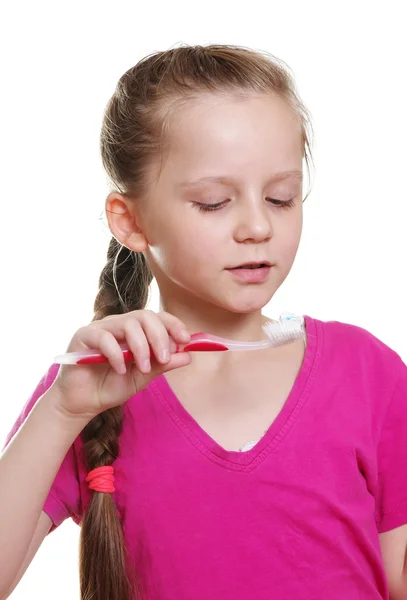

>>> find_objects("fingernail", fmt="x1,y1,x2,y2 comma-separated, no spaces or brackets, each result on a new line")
180,329,190,341
141,359,150,372
160,349,169,362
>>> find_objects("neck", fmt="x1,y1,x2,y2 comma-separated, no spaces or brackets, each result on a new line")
160,293,287,373
159,294,270,342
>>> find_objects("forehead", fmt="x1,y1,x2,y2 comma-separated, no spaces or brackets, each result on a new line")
162,93,303,182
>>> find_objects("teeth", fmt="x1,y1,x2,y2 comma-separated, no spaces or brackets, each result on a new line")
240,264,263,269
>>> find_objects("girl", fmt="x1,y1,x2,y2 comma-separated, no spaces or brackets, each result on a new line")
1,44,406,600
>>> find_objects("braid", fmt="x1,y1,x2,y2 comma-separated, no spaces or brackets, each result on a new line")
79,237,152,600
93,237,153,320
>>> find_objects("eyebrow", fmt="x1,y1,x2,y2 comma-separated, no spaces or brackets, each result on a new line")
179,170,303,188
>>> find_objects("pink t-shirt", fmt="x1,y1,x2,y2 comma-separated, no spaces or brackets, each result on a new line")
3,315,407,599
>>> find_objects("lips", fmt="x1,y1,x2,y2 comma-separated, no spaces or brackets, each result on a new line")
228,261,272,270
226,262,272,283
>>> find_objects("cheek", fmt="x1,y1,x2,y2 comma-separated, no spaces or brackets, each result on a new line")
153,227,219,275
176,229,220,270
279,214,303,255
173,214,222,254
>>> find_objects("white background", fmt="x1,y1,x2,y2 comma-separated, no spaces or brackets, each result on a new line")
0,0,406,597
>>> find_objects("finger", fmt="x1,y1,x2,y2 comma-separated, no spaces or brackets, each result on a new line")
75,328,128,375
137,311,173,365
122,319,152,374
155,311,191,345
97,310,190,347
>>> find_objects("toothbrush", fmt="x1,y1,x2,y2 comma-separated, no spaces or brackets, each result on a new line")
54,313,306,366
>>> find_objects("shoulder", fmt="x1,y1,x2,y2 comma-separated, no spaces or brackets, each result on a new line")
308,314,403,372
306,315,407,429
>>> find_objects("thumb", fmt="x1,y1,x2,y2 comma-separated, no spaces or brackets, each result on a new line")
159,351,192,374
139,351,192,386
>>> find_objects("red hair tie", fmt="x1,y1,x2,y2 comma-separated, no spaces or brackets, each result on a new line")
86,465,115,493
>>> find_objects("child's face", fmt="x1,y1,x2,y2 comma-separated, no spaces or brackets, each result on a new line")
140,92,304,314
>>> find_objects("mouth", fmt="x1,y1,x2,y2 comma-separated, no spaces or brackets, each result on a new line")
227,261,272,270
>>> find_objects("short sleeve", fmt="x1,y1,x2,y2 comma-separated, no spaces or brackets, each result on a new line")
375,357,407,533
1,363,86,534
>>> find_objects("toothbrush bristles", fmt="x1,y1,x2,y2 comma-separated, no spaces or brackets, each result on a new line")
262,320,306,347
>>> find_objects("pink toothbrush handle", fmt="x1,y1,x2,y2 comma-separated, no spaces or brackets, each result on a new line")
75,335,228,365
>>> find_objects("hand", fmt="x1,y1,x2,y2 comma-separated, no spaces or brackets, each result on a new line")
52,310,191,420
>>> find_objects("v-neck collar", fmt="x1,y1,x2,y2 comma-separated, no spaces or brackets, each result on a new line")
150,315,321,472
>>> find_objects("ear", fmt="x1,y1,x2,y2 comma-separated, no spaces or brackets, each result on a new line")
105,192,148,252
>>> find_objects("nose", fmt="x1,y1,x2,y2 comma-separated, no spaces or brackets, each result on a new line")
233,197,272,244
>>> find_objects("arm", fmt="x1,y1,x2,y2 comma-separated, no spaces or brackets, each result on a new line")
0,386,90,597
2,511,52,599
379,525,407,600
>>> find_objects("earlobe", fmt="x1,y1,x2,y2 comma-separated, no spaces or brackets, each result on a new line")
105,192,148,252
125,231,148,252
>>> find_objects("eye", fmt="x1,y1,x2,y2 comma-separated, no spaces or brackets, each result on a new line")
266,197,296,209
193,197,296,213
193,200,229,212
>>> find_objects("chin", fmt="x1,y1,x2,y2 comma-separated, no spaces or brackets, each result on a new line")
222,293,272,314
